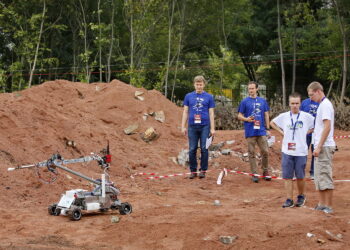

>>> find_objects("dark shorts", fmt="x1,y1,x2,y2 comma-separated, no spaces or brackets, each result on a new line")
282,153,307,179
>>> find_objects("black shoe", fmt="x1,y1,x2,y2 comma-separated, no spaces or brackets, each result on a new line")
295,194,306,207
199,171,206,179
252,176,259,183
189,172,197,179
263,171,272,181
282,199,294,208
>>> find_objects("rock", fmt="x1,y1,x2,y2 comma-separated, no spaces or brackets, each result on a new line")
213,200,221,206
142,113,148,121
336,234,343,239
195,201,205,205
135,90,144,97
226,140,235,145
124,124,139,135
209,151,221,158
209,142,225,151
141,127,158,142
111,216,120,223
219,236,238,244
325,230,343,242
221,149,232,155
154,111,165,123
243,152,249,157
177,149,189,166
317,238,326,244
169,157,178,164
306,233,315,238
135,91,145,101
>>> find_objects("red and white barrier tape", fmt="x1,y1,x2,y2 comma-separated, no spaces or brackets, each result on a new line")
216,168,350,185
132,170,212,180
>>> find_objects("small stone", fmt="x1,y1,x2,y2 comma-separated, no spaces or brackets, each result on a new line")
135,90,144,97
141,127,158,142
226,140,235,145
169,157,178,164
111,216,120,223
317,238,326,244
196,201,205,205
209,142,225,151
221,149,232,155
124,124,139,135
136,96,145,101
155,191,162,196
213,200,221,206
336,234,343,239
142,114,148,121
154,111,165,123
66,175,72,180
306,233,315,238
177,149,189,166
243,152,249,157
219,236,238,244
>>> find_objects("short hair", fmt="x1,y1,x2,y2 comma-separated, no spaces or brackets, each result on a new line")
289,92,301,100
247,81,258,88
307,81,324,92
193,75,206,84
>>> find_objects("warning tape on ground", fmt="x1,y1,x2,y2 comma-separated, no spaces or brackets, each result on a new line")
131,170,212,180
216,168,350,185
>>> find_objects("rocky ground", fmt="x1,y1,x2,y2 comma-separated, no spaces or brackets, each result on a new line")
0,80,349,249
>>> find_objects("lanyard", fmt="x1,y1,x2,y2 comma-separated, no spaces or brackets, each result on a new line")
290,112,300,140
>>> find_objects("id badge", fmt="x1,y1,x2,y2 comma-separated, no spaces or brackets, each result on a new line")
194,114,201,124
253,120,260,130
288,142,296,151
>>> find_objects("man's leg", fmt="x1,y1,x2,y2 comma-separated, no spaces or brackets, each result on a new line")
282,153,294,207
188,126,200,178
247,137,259,183
257,136,270,180
310,143,315,178
199,125,210,178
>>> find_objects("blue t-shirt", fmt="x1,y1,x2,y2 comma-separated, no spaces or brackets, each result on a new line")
300,98,319,138
184,91,215,126
238,96,270,138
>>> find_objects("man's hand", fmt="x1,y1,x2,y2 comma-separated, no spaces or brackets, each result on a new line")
181,127,187,136
266,130,271,139
313,147,321,157
246,116,254,122
210,128,216,136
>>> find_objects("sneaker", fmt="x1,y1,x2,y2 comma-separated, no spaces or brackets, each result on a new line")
252,176,259,183
282,199,294,208
323,206,334,214
199,171,206,179
314,204,326,211
189,172,197,179
310,174,314,180
295,194,306,207
263,171,272,181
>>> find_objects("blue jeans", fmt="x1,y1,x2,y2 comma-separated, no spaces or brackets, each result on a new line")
188,124,210,173
306,136,315,175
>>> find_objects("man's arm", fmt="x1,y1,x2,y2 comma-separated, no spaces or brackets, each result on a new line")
238,112,254,122
270,121,284,136
209,108,215,135
181,106,189,135
313,119,331,157
264,111,271,137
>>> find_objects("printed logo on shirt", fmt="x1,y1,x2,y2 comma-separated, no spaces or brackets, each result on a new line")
251,102,262,117
193,97,204,112
287,121,303,130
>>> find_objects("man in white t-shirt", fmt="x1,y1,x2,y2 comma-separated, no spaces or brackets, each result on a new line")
271,92,314,208
307,81,336,214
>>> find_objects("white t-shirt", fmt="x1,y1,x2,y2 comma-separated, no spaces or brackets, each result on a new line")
313,98,336,147
272,111,314,156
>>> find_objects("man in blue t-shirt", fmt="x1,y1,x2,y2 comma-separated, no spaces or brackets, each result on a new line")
181,75,215,179
238,81,271,183
300,97,319,179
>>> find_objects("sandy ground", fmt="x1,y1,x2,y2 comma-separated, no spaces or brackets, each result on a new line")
0,80,349,249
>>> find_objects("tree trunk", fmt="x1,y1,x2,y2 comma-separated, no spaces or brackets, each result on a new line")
107,0,115,83
79,0,90,83
333,0,347,105
171,1,186,102
164,0,175,98
220,0,228,92
28,0,46,88
277,0,286,107
98,0,102,82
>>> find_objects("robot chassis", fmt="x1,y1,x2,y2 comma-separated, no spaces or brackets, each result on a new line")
8,144,132,221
